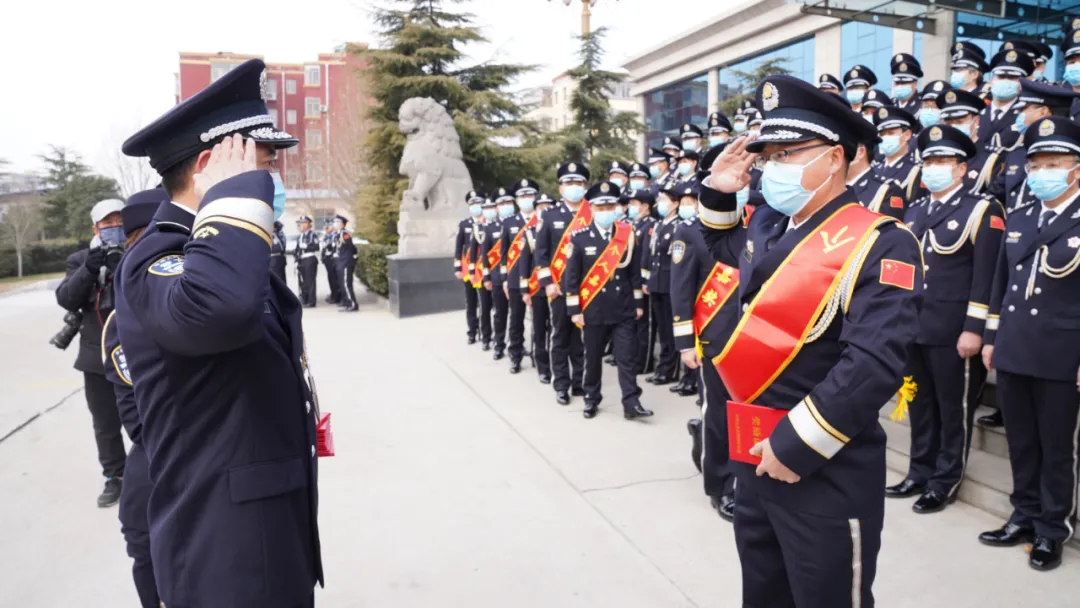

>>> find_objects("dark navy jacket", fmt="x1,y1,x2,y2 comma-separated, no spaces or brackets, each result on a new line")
986,192,1080,382
114,173,322,607
454,216,480,274
535,201,587,290
727,188,923,517
904,187,1004,345
851,167,908,221
987,135,1037,214
872,153,921,199
978,100,1021,148
564,220,642,325
646,215,681,294
635,215,657,286
479,218,504,287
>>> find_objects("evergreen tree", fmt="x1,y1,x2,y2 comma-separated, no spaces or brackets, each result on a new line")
358,0,560,245
38,146,121,240
559,27,644,172
719,58,791,117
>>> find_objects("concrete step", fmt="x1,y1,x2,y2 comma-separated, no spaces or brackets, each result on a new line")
879,400,1010,460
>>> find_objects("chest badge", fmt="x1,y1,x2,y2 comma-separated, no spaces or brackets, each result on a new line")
1069,236,1080,249
1006,231,1022,243
968,170,978,179
553,221,565,229
947,220,959,231
148,254,185,276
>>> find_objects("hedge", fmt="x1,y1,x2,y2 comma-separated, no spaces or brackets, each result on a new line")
355,244,396,297
0,238,89,279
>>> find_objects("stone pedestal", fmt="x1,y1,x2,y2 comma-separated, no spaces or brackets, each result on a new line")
396,210,460,257
388,254,465,318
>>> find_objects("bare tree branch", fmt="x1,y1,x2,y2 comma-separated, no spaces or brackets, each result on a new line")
100,123,159,199
0,198,44,277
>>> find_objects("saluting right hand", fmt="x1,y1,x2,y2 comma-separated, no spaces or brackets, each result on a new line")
194,134,258,201
708,134,759,194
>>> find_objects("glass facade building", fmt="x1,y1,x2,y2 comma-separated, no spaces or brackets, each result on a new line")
717,38,816,104
643,74,709,151
840,22,895,91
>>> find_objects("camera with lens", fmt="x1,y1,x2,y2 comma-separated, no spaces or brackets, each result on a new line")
50,310,84,350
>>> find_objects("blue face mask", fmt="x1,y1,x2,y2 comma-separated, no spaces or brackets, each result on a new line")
628,205,642,220
949,71,968,89
1028,168,1075,201
469,203,483,216
678,163,693,177
709,136,726,148
682,139,699,151
735,187,749,218
678,204,697,220
649,165,662,178
921,164,956,193
594,209,617,229
760,150,831,216
98,226,125,247
498,204,515,219
878,134,903,158
733,122,747,134
991,79,1020,101
482,208,497,221
919,108,941,128
615,206,626,219
610,176,626,188
1014,112,1029,134
629,178,647,191
953,122,973,139
562,184,586,203
846,89,865,104
657,200,673,218
271,172,287,221
893,84,914,101
516,197,535,212
1065,64,1080,86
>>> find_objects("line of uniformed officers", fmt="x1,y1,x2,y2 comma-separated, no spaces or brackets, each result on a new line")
274,214,359,312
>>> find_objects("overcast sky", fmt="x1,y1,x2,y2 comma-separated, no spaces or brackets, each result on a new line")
1,0,742,178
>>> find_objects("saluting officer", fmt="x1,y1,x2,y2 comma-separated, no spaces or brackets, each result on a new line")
271,220,288,282
475,196,500,352
564,181,652,421
335,216,358,312
706,112,732,148
817,73,843,97
847,109,908,221
673,142,748,521
950,42,989,96
116,59,322,607
536,162,591,404
978,46,1034,147
294,215,320,307
627,184,658,375
644,183,681,386
939,88,1006,194
502,179,540,374
843,64,878,111
321,222,341,305
980,116,1080,572
871,105,921,197
455,191,485,344
890,53,923,114
884,124,1004,515
486,188,513,359
711,76,922,607
522,193,557,384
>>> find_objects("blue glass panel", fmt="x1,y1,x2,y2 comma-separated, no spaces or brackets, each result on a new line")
644,74,709,151
914,32,924,64
717,37,816,105
840,21,894,91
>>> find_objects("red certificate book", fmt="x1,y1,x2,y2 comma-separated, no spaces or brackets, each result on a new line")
727,401,787,465
317,413,335,457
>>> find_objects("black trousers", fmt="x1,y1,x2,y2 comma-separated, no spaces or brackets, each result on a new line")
549,295,584,392
297,258,319,306
491,284,508,351
701,361,734,499
478,286,493,343
463,280,478,339
651,293,679,378
582,318,642,409
634,294,656,374
735,486,882,608
84,371,125,478
905,345,983,496
323,259,341,303
507,289,527,363
270,256,287,283
998,371,1080,541
530,292,551,377
121,444,159,608
339,262,357,308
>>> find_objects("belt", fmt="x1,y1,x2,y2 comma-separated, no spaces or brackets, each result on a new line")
300,252,318,259
271,253,283,257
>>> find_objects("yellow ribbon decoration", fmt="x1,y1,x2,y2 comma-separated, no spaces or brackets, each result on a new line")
889,376,918,421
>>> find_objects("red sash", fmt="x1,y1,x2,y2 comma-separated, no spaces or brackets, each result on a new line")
528,267,541,297
505,215,537,275
471,245,484,288
713,204,890,403
461,249,471,283
485,237,503,270
580,223,632,312
694,262,739,336
550,204,592,284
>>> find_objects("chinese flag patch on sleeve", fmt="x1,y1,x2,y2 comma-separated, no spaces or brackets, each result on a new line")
989,215,1005,230
880,259,915,290
890,196,904,209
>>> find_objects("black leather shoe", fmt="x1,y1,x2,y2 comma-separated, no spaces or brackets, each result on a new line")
645,375,658,384
604,355,616,365
509,362,522,374
538,374,551,385
652,375,675,386
668,382,685,393
978,410,1004,428
493,349,505,361
912,490,955,514
482,342,491,352
696,396,703,406
338,306,358,312
710,495,735,523
884,478,926,498
97,477,122,508
624,404,654,420
325,297,340,304
978,523,1035,547
676,385,697,397
1029,537,1063,571
571,386,585,397
467,336,477,345
687,419,703,473
583,404,599,419
556,391,570,406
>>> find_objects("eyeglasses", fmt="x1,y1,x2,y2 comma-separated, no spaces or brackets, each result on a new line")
1026,159,1079,173
754,143,831,169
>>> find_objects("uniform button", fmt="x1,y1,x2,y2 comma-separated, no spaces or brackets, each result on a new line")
1031,308,1038,316
742,303,748,312
1034,287,1042,295
602,288,607,293
924,265,929,272
1008,305,1015,312
923,283,928,289
306,401,312,414
311,445,316,457
1016,264,1023,271
1011,285,1018,292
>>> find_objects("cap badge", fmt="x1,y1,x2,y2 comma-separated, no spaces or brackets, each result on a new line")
1004,42,1014,50
612,161,619,168
934,82,944,91
521,179,528,187
500,188,507,195
259,70,270,101
929,127,942,142
1039,120,1055,136
1073,17,1080,29
850,69,858,78
895,54,903,62
762,82,779,111
601,183,610,193
879,108,888,118
945,91,957,104
1074,30,1080,43
955,42,963,51
1007,50,1018,63
569,163,577,172
900,63,908,73
683,124,690,130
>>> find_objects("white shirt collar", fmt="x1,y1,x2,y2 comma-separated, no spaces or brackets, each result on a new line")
170,201,197,216
932,183,965,206
992,98,1017,114
1041,190,1080,219
847,167,871,186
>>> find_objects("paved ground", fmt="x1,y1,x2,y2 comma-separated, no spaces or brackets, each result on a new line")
2,274,1080,607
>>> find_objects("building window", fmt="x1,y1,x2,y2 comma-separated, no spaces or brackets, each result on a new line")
643,74,709,151
305,97,321,118
265,78,278,100
288,145,299,156
268,108,278,127
305,65,321,87
553,90,558,105
210,63,235,82
717,37,815,110
286,109,297,125
840,22,894,93
286,79,297,94
306,160,323,182
306,128,323,148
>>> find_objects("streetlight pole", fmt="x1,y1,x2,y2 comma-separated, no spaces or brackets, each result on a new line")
553,0,614,36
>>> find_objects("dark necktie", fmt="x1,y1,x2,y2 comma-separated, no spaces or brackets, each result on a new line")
928,200,940,217
1039,209,1055,233
991,109,1001,123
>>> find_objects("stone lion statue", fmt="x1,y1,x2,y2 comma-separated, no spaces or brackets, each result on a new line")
398,97,473,212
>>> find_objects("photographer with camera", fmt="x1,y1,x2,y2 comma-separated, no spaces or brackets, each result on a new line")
54,198,127,508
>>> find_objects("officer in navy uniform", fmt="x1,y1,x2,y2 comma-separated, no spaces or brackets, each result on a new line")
101,188,165,608
535,162,590,404
502,179,540,374
483,190,511,359
673,142,749,521
732,109,749,136
647,147,677,196
271,220,288,282
871,105,921,196
474,196,500,351
644,183,682,385
977,47,1034,147
847,108,908,221
673,149,700,190
1063,28,1080,122
859,88,892,125
710,75,922,607
745,105,764,133
564,181,653,421
661,135,681,158
522,193,557,383
706,112,732,148
607,160,631,190
455,191,485,344
116,58,322,607
884,124,1004,516
950,43,990,97
818,73,843,97
334,216,358,312
843,64,879,112
627,185,658,375
294,215,320,307
668,183,704,399
940,88,1006,194
890,53,923,114
679,123,704,154
320,222,340,305
980,116,1080,572
916,80,948,129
